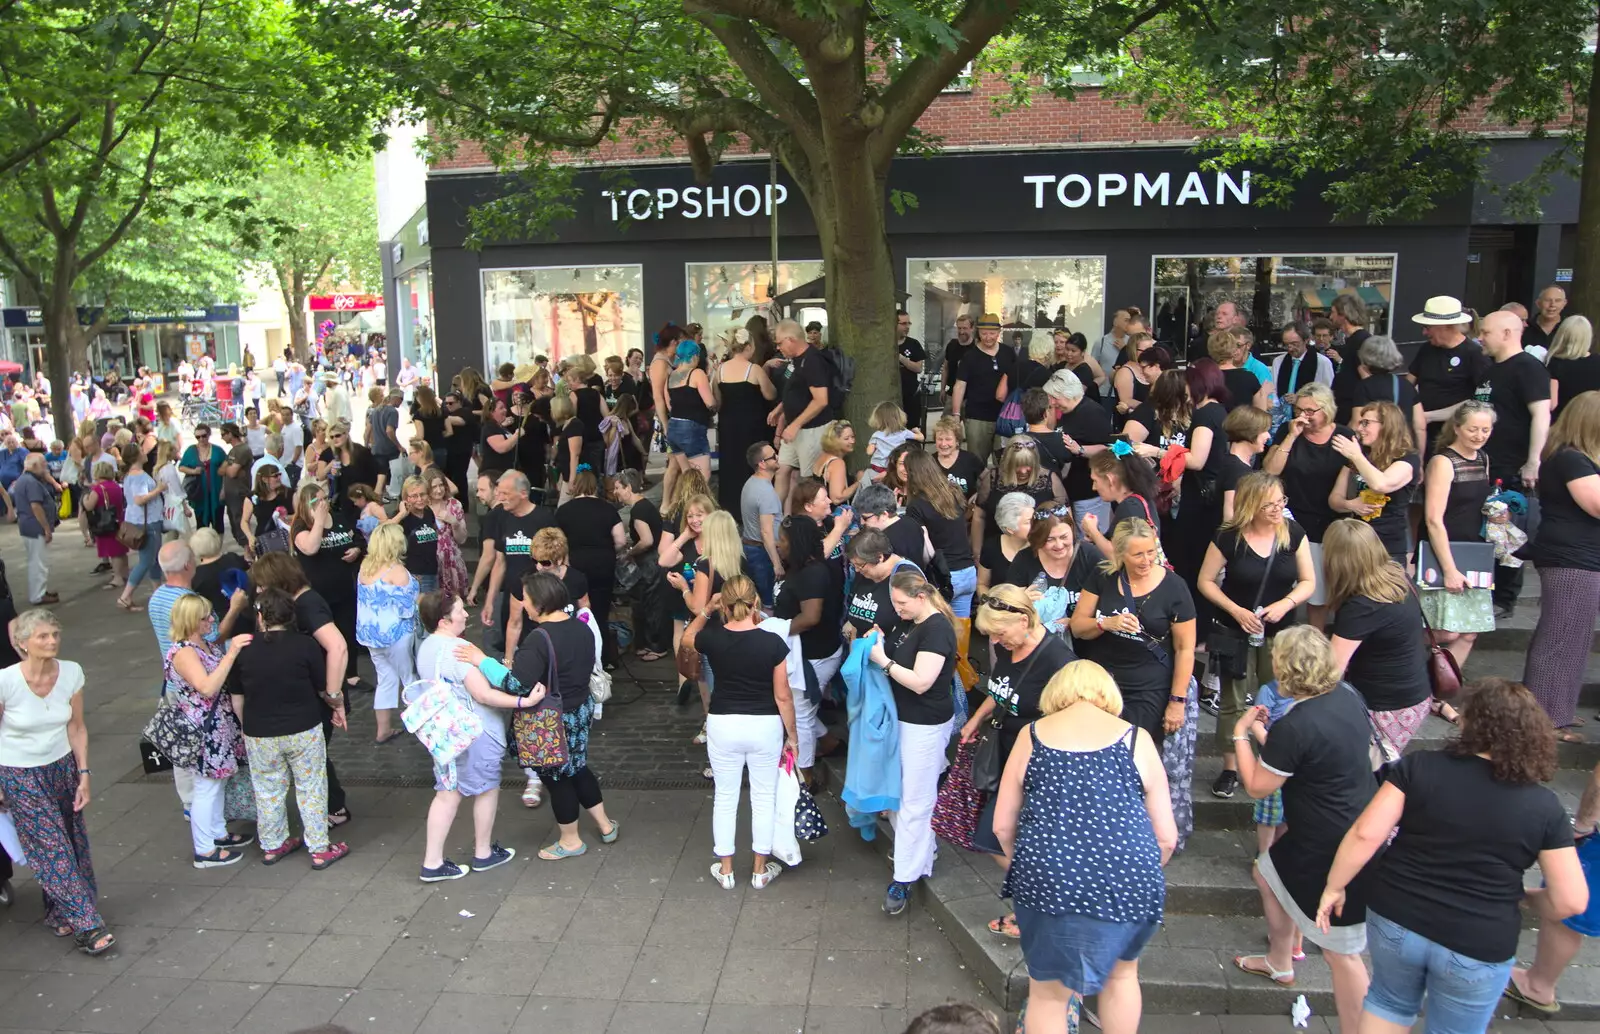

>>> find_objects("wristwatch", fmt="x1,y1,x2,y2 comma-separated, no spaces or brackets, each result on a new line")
77,768,91,776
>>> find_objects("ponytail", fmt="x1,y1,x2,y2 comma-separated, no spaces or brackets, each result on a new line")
889,569,956,628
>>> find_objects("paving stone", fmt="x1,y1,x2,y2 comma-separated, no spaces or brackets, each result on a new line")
561,895,662,945
359,932,474,992
510,995,617,1034
711,947,816,1005
124,926,243,979
818,900,912,951
146,978,268,1034
247,883,356,934
232,984,358,1034
801,1005,911,1033
811,949,911,1009
532,941,641,1000
621,944,727,1003
730,897,822,951
279,932,394,987
703,1002,807,1034
67,973,193,1034
326,880,435,936
415,991,527,1034
197,930,314,982
182,885,288,931
480,893,580,942
445,940,556,997
604,1001,710,1033
330,986,439,1034
645,894,743,948
95,882,219,929
1,969,116,1029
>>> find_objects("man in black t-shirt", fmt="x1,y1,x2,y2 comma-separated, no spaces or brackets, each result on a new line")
1327,294,1369,425
1407,295,1492,450
951,313,1016,465
770,319,832,507
941,314,974,406
895,310,926,435
1479,310,1552,618
481,470,556,646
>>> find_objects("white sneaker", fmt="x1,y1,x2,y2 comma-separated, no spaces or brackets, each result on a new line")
522,780,543,808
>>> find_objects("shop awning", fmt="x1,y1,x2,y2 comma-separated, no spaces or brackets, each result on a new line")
1300,288,1337,309
1357,285,1390,308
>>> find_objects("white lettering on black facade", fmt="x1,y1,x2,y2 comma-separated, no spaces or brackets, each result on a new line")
1024,169,1252,209
602,183,788,222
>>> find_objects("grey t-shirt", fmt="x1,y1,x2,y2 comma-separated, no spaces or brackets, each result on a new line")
416,632,505,745
369,405,400,459
741,475,782,543
11,473,53,538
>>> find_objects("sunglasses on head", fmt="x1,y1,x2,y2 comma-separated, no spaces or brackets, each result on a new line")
979,593,1031,616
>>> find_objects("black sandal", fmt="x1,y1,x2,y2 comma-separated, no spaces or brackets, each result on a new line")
75,927,115,956
328,808,352,828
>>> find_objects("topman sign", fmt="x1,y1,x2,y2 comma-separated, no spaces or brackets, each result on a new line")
1023,169,1253,209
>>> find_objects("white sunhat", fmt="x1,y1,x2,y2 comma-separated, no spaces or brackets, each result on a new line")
1412,295,1472,326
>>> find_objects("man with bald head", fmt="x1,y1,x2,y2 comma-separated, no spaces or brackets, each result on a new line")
768,317,833,506
1480,307,1552,618
1526,285,1568,355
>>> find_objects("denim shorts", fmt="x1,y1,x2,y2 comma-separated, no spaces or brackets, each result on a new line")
1012,903,1160,995
1363,910,1512,1033
666,418,710,458
435,732,506,796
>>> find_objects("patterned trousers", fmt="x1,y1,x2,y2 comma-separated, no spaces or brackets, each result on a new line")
1525,566,1600,729
244,726,330,854
0,754,103,933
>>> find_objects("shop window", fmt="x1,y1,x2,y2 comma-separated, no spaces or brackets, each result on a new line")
481,265,644,373
906,256,1107,390
685,260,824,344
1150,254,1396,350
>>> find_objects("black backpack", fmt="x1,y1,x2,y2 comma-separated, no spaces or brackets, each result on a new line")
818,347,854,414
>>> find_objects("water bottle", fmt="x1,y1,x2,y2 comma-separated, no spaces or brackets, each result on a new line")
1249,607,1267,649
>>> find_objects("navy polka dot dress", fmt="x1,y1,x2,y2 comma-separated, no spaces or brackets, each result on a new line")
1002,723,1165,923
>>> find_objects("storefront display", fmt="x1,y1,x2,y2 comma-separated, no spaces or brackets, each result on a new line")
1151,254,1396,347
481,265,643,370
685,260,824,342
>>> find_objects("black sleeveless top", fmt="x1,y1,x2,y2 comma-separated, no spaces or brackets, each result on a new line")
1439,446,1491,542
669,378,713,426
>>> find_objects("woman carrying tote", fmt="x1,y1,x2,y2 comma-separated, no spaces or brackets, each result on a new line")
356,524,418,745
683,575,797,890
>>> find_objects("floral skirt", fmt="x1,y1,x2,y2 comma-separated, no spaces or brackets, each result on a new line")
1418,586,1494,635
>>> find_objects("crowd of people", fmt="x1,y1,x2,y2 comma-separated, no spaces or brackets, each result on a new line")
0,286,1598,1034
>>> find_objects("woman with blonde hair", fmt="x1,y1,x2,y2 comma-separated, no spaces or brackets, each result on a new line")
975,437,1066,555
811,419,869,505
356,523,417,743
932,415,985,503
964,582,1077,939
557,466,626,665
164,593,253,868
713,327,776,513
1419,401,1496,695
682,574,797,889
1265,380,1353,629
550,394,585,503
1208,329,1272,412
1330,400,1418,564
1228,625,1373,1032
1196,472,1316,799
1524,392,1600,733
388,474,442,594
1323,519,1432,755
668,508,745,716
1547,314,1598,419
870,568,962,915
505,527,593,657
116,443,164,612
992,659,1176,1034
422,465,469,599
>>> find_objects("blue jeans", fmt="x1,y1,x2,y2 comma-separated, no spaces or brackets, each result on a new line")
949,564,978,618
742,543,775,606
1363,910,1513,1033
127,520,164,589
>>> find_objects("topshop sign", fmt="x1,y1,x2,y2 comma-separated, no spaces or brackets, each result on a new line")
601,183,789,221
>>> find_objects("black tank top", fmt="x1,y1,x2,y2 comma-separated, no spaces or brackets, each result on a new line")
1439,446,1491,542
669,378,712,426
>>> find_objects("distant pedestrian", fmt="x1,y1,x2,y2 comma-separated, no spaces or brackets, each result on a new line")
11,454,58,605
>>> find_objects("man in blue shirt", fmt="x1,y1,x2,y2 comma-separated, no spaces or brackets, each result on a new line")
12,454,56,604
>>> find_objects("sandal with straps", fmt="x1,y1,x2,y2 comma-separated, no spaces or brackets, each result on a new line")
1233,954,1295,986
75,927,116,956
709,863,737,890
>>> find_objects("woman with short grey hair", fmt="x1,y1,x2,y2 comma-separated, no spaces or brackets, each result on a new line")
1043,369,1115,531
1352,335,1425,448
979,492,1036,594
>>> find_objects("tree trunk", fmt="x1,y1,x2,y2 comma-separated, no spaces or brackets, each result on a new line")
43,272,87,444
809,145,898,465
288,299,309,360
1572,40,1600,322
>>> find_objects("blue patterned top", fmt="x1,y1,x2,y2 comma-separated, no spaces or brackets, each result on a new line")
356,572,418,648
1001,722,1165,924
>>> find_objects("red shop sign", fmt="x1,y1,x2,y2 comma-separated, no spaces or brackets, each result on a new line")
308,293,380,312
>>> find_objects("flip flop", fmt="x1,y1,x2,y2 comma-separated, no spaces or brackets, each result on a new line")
987,914,1021,939
600,820,620,844
1557,729,1587,743
1233,954,1295,986
538,841,588,861
1504,975,1561,1015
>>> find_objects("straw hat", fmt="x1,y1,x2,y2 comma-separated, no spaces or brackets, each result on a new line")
1411,296,1471,326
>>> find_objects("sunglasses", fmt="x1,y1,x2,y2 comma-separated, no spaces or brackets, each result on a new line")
978,593,1031,617
534,558,556,568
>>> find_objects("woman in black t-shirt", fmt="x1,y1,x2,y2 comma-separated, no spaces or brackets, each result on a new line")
477,398,521,477
1331,402,1418,564
289,480,363,686
549,394,587,502
931,416,985,503
474,572,616,859
773,514,842,782
1196,473,1316,797
411,385,449,472
391,476,441,593
1419,401,1495,705
1082,451,1163,560
683,575,798,890
1008,515,1097,647
1323,519,1432,755
613,470,671,660
1228,625,1374,1031
567,355,608,474
977,491,1034,595
901,448,979,683
1525,394,1600,732
1264,382,1354,629
1314,679,1582,1029
866,570,960,906
1218,404,1271,523
557,468,625,666
1547,316,1600,419
975,437,1066,548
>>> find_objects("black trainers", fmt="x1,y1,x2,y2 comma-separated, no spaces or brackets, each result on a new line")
883,881,910,916
471,844,516,872
1211,769,1239,799
1494,601,1516,621
420,859,471,883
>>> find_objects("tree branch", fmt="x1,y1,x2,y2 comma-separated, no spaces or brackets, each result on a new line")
684,4,824,158
0,224,43,297
871,0,1029,168
77,126,162,271
681,0,829,47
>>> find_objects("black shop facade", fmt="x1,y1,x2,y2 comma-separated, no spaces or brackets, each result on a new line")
425,142,1552,386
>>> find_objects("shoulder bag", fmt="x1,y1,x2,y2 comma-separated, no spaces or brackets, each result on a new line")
511,628,571,769
970,640,1050,794
1404,579,1462,701
1207,537,1277,682
1118,571,1173,668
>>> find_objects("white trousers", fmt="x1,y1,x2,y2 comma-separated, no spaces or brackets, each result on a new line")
188,771,227,856
22,535,48,603
793,649,844,769
368,633,416,710
706,713,784,857
890,720,950,884
173,766,195,808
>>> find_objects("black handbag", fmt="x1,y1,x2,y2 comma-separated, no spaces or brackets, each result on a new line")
970,643,1048,794
1207,540,1278,682
138,737,173,774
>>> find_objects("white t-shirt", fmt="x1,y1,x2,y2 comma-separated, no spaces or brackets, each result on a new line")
0,661,85,767
280,421,304,464
415,633,505,745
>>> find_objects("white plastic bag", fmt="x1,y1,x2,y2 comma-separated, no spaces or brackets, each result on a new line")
0,808,27,867
771,748,802,867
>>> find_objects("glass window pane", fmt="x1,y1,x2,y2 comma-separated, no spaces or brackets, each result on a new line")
1151,254,1396,351
481,265,644,372
685,261,824,341
906,257,1106,389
